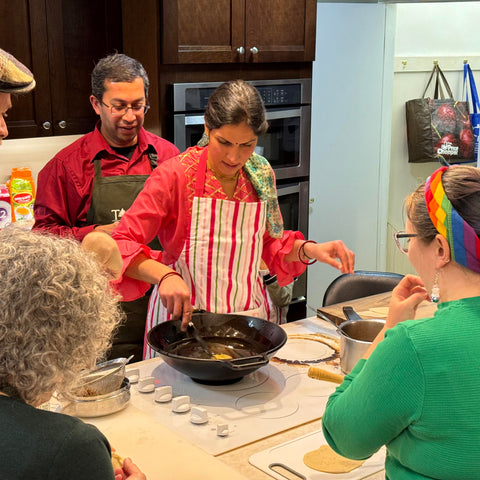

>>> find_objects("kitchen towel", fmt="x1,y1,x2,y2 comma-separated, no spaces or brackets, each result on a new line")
406,63,475,164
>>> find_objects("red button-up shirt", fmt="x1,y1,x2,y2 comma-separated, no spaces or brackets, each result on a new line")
33,124,179,240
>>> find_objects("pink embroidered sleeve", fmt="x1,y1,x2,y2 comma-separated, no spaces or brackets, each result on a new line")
112,157,190,301
262,230,307,287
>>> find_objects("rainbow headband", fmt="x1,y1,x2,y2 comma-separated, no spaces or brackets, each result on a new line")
424,166,480,273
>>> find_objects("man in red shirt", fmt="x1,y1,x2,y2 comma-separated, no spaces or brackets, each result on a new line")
34,53,179,361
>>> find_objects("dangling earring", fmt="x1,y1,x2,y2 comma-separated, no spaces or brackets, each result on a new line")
197,132,209,147
430,272,440,303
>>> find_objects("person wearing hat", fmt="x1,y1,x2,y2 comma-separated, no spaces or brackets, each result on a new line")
0,48,124,311
0,48,123,318
0,48,35,145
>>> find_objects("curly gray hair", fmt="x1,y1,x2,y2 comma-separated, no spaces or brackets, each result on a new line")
0,227,123,405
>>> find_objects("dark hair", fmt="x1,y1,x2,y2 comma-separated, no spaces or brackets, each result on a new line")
91,53,149,100
405,166,480,243
204,80,268,136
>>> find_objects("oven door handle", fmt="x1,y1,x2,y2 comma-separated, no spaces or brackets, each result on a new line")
266,108,301,121
276,184,301,196
184,115,205,126
182,108,303,125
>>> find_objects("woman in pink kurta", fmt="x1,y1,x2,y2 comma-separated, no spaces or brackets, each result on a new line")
112,80,355,358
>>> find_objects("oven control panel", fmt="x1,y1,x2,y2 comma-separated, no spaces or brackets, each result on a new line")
256,85,302,106
173,78,311,112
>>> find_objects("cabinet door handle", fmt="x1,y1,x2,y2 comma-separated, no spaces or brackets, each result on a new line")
58,120,67,129
250,46,259,54
42,121,51,130
236,46,245,54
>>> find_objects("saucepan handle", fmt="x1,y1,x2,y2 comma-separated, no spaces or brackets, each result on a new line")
342,306,363,321
222,354,269,371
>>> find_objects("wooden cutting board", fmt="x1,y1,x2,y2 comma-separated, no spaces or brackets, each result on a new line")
317,292,437,326
249,428,385,480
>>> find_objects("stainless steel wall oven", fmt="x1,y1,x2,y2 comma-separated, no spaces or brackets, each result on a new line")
170,78,312,320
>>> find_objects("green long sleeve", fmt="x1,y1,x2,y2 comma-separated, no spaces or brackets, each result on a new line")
322,296,480,480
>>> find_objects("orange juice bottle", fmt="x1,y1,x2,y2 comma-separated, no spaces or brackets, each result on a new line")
8,167,35,226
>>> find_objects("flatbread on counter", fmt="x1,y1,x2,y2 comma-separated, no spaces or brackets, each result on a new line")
303,444,365,473
111,452,124,470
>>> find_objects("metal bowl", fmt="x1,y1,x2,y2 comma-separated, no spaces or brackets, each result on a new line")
61,378,130,418
73,358,129,396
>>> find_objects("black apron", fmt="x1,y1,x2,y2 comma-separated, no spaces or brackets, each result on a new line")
86,148,160,362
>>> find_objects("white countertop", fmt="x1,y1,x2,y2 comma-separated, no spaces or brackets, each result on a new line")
88,402,249,480
83,317,386,479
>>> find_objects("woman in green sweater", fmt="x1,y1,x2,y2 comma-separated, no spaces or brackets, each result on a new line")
322,165,480,479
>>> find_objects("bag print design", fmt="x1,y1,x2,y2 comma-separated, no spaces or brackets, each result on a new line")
430,100,474,160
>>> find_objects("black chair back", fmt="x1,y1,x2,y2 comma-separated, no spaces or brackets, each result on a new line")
322,270,404,307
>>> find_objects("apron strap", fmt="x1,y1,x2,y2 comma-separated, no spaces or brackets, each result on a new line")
92,155,103,178
194,147,209,197
146,145,158,169
86,159,104,225
92,145,158,173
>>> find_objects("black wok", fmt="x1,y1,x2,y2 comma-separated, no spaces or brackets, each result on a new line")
147,313,287,384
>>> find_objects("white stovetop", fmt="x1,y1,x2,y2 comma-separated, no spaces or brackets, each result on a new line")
94,316,342,457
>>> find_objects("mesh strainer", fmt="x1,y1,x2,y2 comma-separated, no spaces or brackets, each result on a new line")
73,356,133,397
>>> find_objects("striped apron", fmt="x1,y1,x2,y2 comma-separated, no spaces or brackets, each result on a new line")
143,148,275,359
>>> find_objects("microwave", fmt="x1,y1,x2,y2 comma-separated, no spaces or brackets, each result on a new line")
171,79,312,180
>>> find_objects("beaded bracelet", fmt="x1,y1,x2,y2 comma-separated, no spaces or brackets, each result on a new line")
158,271,183,288
298,240,318,265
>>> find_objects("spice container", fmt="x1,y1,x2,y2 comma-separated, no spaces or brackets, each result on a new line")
8,167,35,227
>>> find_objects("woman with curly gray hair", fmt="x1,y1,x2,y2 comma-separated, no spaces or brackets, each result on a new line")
0,227,145,480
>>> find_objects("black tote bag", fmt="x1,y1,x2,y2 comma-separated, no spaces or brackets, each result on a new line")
406,64,475,163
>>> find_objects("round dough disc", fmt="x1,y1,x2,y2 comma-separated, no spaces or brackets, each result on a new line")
111,452,124,470
303,444,365,473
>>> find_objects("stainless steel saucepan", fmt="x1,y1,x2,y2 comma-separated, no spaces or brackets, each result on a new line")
338,306,385,374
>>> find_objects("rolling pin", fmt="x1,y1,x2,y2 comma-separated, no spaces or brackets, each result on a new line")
307,366,344,384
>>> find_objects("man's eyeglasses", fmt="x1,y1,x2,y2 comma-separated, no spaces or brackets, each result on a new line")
100,100,150,117
394,231,418,255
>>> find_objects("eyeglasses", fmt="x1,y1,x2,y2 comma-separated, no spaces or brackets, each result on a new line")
394,231,418,254
100,100,150,117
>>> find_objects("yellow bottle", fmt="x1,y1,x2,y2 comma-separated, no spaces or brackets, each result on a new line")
8,168,35,226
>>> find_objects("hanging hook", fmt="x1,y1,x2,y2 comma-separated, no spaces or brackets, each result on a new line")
464,59,468,64
401,59,407,69
433,59,438,66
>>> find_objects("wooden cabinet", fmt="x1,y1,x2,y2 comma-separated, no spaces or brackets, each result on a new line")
162,0,317,64
4,0,316,139
0,0,122,139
